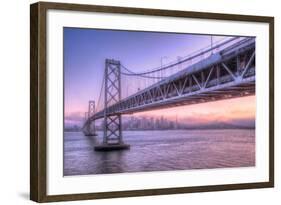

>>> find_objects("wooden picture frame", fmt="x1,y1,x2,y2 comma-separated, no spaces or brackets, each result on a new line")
30,1,274,202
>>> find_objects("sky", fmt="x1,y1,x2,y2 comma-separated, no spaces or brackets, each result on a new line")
64,27,255,127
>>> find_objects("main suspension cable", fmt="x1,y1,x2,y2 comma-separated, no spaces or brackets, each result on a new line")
120,37,241,76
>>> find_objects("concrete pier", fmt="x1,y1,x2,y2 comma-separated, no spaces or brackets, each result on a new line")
94,143,130,151
84,133,97,137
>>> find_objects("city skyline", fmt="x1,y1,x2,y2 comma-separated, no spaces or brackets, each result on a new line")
65,113,255,132
65,95,255,129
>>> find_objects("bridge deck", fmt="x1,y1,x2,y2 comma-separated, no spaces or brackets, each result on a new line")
86,37,255,123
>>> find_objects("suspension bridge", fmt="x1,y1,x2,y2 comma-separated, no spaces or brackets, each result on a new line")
82,37,255,151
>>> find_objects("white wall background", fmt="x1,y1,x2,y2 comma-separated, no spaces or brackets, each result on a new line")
0,0,279,204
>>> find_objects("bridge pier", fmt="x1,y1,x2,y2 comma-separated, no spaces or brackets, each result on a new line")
95,114,130,151
83,122,97,136
94,59,130,151
94,114,130,151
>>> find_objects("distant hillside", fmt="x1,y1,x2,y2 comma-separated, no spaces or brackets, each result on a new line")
182,122,255,130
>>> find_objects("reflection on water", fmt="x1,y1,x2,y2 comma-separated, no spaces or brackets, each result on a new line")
63,129,255,176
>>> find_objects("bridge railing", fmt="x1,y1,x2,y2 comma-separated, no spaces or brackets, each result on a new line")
152,37,247,75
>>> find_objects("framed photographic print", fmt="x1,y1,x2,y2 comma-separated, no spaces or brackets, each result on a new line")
30,1,274,202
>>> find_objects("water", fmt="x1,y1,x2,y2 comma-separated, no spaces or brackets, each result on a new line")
63,129,255,176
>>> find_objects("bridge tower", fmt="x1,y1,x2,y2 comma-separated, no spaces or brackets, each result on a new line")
83,100,97,136
94,59,130,151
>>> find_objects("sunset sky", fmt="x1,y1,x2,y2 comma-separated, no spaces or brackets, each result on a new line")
64,28,255,127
